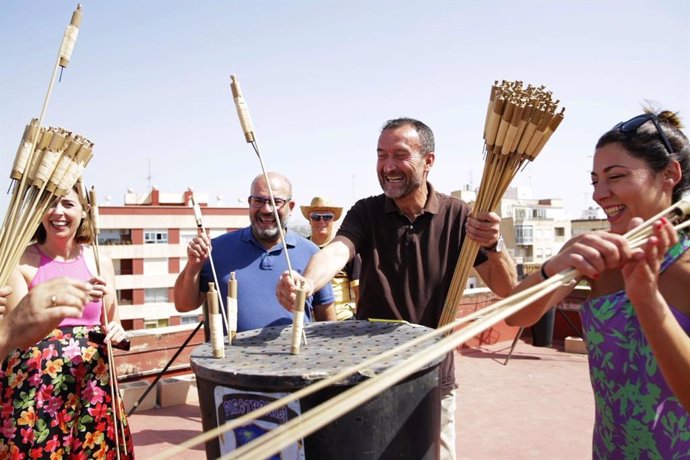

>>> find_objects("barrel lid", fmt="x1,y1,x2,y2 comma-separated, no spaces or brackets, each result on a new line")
191,320,444,391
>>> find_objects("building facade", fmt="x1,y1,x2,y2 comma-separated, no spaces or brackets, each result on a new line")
452,186,575,284
97,188,249,330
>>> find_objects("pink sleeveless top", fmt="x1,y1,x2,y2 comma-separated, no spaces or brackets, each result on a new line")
29,245,102,327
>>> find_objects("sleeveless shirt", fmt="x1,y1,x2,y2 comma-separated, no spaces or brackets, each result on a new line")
580,235,690,459
29,245,102,326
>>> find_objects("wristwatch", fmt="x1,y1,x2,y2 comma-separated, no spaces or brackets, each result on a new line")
484,235,504,253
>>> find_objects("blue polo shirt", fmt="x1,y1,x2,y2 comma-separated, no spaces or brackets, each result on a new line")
200,227,334,332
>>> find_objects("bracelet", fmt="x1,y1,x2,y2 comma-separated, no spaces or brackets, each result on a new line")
540,261,550,280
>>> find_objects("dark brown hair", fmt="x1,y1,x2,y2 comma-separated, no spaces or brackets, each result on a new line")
381,117,435,155
596,110,690,202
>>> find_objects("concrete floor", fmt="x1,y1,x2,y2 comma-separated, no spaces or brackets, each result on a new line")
455,340,593,459
128,339,594,459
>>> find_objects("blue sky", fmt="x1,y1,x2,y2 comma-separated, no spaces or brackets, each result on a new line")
1,1,688,223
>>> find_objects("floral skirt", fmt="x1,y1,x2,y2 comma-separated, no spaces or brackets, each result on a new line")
0,326,134,459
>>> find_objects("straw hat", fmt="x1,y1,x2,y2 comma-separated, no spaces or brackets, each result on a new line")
301,196,343,221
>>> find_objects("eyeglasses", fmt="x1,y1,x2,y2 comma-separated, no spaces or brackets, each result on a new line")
614,113,673,155
248,195,290,209
310,213,335,222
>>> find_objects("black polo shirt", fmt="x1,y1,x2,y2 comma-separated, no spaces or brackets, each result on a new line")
337,183,488,389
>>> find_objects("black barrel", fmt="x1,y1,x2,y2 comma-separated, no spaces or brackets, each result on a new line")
531,309,555,347
191,320,443,459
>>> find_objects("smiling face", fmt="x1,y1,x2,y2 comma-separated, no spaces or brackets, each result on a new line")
376,125,434,200
249,174,294,245
41,188,87,242
308,212,336,246
591,142,677,234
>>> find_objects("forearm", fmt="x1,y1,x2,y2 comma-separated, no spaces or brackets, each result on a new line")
635,291,690,411
303,242,351,294
505,270,574,327
103,258,120,323
482,250,518,298
174,265,204,312
0,322,9,360
314,303,337,321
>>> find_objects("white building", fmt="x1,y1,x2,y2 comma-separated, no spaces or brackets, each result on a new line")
97,188,249,330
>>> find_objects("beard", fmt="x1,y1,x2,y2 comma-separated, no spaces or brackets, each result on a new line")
251,211,289,242
378,172,422,200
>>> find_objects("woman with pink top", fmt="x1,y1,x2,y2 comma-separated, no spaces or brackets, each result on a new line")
0,186,134,458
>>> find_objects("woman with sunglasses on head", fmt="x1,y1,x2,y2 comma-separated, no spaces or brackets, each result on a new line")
508,109,690,458
0,184,134,458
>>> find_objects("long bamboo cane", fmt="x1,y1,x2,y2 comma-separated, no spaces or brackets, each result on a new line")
3,5,82,262
86,185,127,458
223,199,690,460
152,197,690,459
229,75,307,353
0,4,87,305
438,81,565,328
190,195,232,340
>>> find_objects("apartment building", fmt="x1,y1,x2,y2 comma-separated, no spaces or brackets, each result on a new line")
452,185,573,284
97,187,249,330
571,215,609,237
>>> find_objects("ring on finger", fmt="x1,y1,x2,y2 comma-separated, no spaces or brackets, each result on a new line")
50,295,58,307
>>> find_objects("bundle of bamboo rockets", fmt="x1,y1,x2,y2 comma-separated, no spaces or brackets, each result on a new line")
438,80,566,327
0,119,94,289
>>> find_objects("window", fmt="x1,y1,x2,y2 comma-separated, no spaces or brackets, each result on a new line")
118,289,133,305
144,258,168,275
181,315,200,325
117,259,133,276
144,230,168,244
144,287,169,303
180,230,198,245
144,318,169,329
98,229,132,245
209,229,226,239
515,225,534,244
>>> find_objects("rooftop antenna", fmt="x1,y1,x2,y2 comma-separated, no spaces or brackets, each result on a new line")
146,158,153,190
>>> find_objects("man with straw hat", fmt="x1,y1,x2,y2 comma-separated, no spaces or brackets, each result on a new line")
301,196,360,320
277,117,517,459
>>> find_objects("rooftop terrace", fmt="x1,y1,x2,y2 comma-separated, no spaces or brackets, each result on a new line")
127,338,594,459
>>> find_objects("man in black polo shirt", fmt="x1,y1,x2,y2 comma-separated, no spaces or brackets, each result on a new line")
276,117,517,459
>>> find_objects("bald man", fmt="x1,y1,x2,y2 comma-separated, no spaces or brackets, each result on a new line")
174,172,336,331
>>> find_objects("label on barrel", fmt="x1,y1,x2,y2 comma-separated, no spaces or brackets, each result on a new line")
214,386,305,458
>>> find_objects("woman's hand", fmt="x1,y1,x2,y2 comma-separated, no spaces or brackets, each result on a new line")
87,275,109,302
0,285,12,316
1,278,89,351
622,218,678,304
104,321,128,345
542,231,634,280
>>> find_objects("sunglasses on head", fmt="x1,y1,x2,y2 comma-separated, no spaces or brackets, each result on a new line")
310,213,335,222
614,113,673,155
